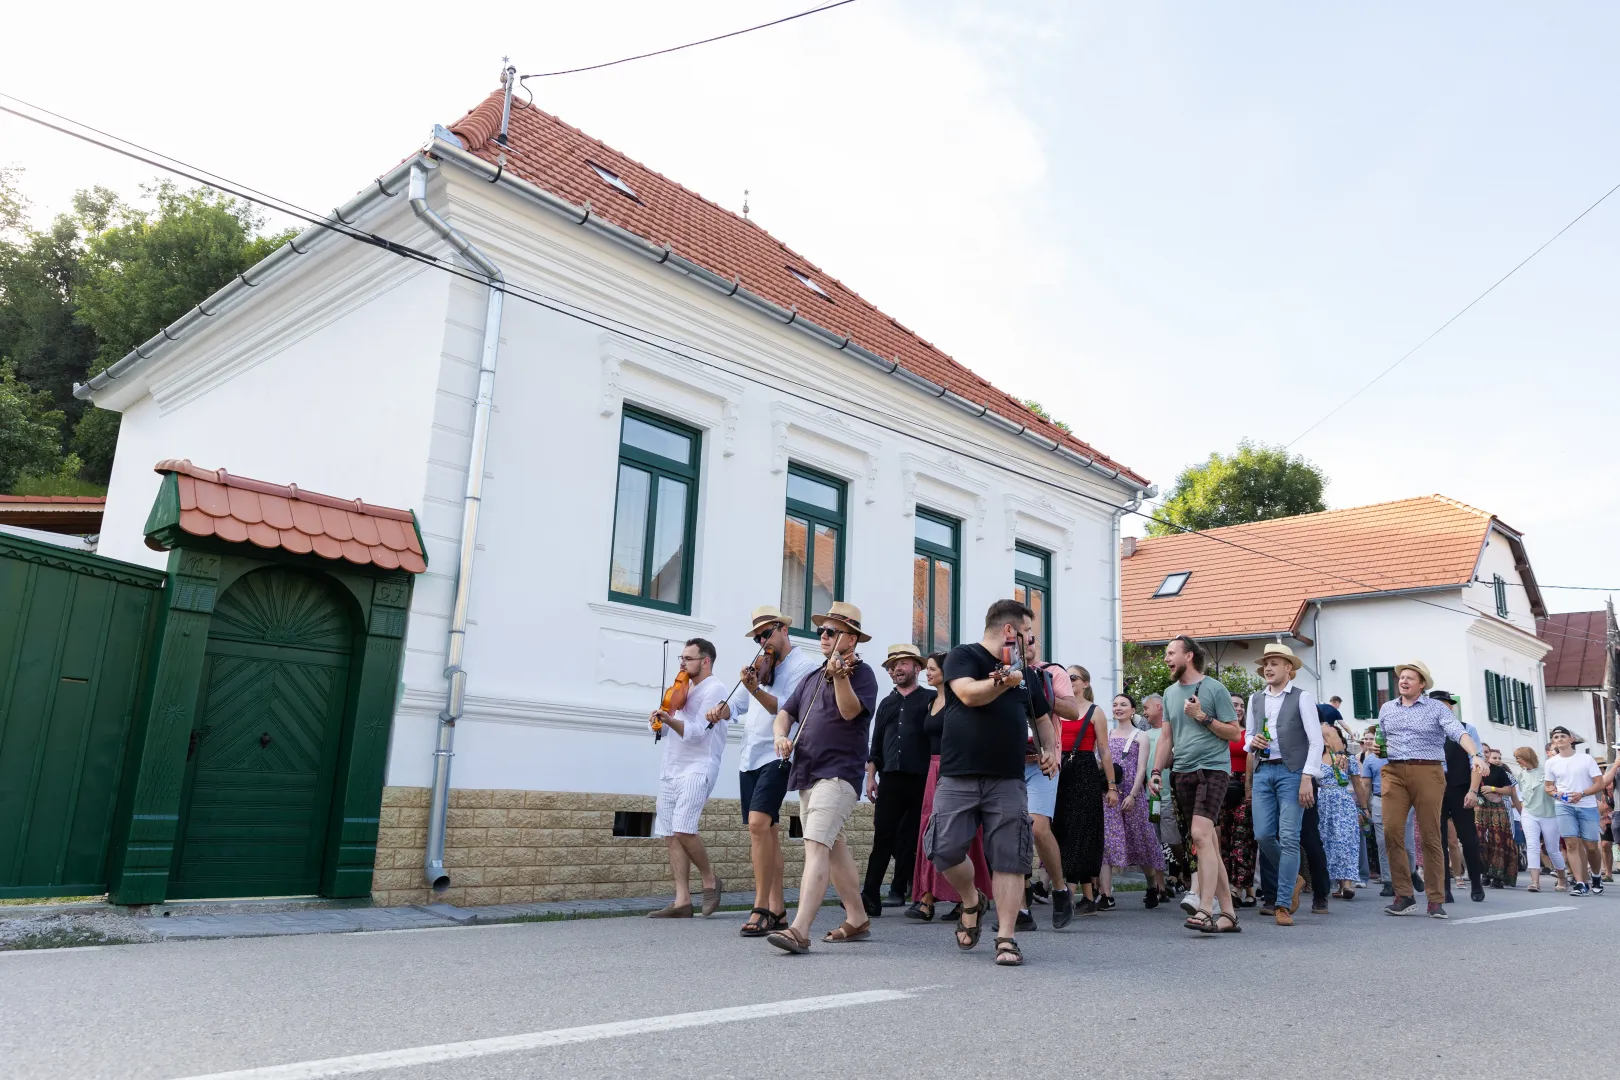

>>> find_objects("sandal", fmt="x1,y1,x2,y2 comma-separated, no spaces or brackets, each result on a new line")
1207,911,1241,934
766,926,811,954
823,920,871,943
1527,885,1540,893
955,891,990,951
1183,909,1215,932
740,907,775,937
770,909,789,930
904,900,935,922
994,937,1023,966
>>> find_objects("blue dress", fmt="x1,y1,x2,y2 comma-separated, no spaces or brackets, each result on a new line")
1315,754,1361,883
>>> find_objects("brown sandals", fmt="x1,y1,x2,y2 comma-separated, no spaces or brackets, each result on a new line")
955,891,990,950
823,920,871,943
740,907,787,937
994,937,1023,966
766,926,811,954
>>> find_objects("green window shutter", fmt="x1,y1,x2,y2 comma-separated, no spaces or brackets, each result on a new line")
1484,671,1499,724
1351,669,1373,720
1527,686,1537,732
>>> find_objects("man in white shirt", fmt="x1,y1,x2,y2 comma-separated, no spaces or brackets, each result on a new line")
647,637,730,918
705,606,822,936
1545,725,1605,897
1245,643,1322,926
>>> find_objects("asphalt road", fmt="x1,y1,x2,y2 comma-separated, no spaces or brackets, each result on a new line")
3,886,1609,1080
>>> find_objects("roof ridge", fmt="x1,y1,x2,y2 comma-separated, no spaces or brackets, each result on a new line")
1133,494,1489,550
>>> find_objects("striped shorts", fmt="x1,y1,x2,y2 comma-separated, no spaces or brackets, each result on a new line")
654,773,715,837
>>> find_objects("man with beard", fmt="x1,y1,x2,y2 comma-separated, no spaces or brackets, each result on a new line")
861,645,934,916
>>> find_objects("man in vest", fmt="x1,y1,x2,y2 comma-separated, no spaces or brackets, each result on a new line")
1246,643,1323,926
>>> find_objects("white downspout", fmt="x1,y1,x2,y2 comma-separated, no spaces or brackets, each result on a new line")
409,161,506,892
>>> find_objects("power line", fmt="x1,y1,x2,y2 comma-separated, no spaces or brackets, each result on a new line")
1286,176,1620,447
519,0,859,80
1478,578,1620,593
6,94,1610,650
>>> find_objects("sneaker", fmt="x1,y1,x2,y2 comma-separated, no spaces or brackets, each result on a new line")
1051,888,1074,929
1076,895,1098,917
1572,882,1590,897
1427,902,1448,919
1143,886,1160,909
1259,903,1277,917
1098,894,1116,911
1591,877,1606,895
1310,904,1330,915
1384,896,1418,916
1016,908,1037,932
1179,894,1199,917
1379,882,1395,898
1031,881,1052,904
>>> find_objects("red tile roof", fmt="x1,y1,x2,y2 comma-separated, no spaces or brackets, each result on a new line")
149,460,426,573
1539,611,1610,689
1122,495,1510,642
0,495,105,534
445,92,1147,489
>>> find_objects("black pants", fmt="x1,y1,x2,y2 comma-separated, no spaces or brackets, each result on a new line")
863,771,926,903
1259,779,1330,906
1440,785,1484,890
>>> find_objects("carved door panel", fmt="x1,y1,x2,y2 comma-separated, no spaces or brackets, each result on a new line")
168,568,352,899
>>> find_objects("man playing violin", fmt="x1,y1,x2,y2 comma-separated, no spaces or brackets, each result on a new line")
765,602,880,954
706,605,822,937
647,638,730,919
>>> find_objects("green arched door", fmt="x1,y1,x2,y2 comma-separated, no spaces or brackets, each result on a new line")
168,567,353,899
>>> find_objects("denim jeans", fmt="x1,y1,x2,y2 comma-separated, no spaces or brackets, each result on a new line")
1251,762,1305,908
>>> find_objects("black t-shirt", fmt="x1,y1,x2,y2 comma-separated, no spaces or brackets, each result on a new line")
925,698,946,756
939,643,1044,780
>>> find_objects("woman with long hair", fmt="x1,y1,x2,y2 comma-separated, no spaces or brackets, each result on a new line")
907,652,991,921
1053,665,1114,916
1099,692,1165,907
1476,748,1520,888
1513,746,1568,893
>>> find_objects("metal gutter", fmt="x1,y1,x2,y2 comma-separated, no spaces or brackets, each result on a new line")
425,136,1155,500
407,161,507,892
73,157,422,401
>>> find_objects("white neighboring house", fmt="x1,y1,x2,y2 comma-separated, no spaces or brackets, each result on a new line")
1538,610,1614,754
78,86,1151,903
1121,495,1557,756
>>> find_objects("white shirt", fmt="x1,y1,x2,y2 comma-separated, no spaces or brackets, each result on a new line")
1244,680,1324,778
658,675,731,782
727,644,822,773
1545,751,1601,809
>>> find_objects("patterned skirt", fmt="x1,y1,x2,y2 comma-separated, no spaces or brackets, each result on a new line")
911,755,991,903
1218,782,1256,890
1103,737,1166,871
1054,752,1106,884
1476,801,1518,888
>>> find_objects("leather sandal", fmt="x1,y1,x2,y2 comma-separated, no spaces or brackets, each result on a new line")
766,926,811,954
740,907,775,937
994,937,1023,966
1208,911,1241,934
955,891,990,951
823,920,871,943
1183,909,1215,932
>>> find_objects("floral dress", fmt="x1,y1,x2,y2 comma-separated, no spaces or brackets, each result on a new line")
1101,732,1165,871
1315,752,1362,882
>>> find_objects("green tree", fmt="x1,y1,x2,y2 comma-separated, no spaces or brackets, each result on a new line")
1145,440,1326,537
0,361,65,491
1123,640,1263,702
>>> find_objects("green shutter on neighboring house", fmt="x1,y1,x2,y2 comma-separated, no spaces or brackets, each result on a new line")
1485,670,1500,724
1526,686,1538,732
1351,669,1374,719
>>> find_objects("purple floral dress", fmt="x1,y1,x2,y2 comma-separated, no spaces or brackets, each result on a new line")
1103,733,1165,871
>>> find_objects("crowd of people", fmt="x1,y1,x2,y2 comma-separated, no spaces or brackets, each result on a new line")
644,598,1616,966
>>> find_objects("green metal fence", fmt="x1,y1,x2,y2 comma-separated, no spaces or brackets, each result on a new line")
0,533,165,898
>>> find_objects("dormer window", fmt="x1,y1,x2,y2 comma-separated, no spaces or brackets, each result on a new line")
588,162,638,200
1154,572,1191,598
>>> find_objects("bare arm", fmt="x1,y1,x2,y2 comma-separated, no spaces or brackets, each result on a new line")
1051,693,1081,722
951,671,1019,707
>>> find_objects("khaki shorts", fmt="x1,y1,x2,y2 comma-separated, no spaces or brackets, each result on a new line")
798,777,859,849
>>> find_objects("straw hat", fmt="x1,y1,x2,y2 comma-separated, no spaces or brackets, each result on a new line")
744,605,790,638
881,643,923,669
811,601,872,642
1395,661,1433,689
1255,642,1303,674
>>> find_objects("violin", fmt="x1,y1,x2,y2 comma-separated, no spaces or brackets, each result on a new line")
652,641,691,743
708,645,776,730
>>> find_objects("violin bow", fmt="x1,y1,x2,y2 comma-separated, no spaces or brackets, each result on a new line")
710,645,766,729
654,639,669,743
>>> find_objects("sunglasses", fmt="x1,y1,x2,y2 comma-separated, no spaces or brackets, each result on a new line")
752,625,781,643
817,627,846,639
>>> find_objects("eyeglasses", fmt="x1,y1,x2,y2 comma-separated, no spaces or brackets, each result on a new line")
680,655,703,664
752,626,780,643
817,627,844,639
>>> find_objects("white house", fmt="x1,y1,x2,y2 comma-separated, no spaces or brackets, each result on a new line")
1120,495,1557,756
79,85,1151,905
1538,610,1614,755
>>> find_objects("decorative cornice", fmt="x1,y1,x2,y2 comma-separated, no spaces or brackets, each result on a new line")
598,332,745,456
1003,493,1078,569
899,451,990,539
585,600,717,637
0,534,166,588
767,401,881,503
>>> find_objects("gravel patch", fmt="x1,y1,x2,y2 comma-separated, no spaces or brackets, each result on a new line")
0,910,156,950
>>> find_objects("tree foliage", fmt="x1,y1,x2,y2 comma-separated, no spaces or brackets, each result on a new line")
0,171,291,492
1145,440,1327,537
1123,641,1264,702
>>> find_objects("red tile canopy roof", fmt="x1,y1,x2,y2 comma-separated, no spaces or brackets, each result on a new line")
149,460,426,573
445,92,1148,489
1539,611,1610,689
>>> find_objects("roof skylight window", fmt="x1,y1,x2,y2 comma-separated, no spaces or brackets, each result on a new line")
588,162,638,200
1153,571,1191,598
788,267,831,299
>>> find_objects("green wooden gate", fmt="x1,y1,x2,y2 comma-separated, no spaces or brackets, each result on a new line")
0,534,165,898
167,567,355,899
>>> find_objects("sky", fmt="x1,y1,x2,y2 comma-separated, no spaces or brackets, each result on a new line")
4,0,1616,613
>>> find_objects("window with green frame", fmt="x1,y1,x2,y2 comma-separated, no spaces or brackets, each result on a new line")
780,464,846,636
1350,667,1398,720
1012,543,1051,652
608,407,700,613
912,509,960,655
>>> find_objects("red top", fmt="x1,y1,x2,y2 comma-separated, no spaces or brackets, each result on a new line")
1229,738,1248,774
1062,704,1099,754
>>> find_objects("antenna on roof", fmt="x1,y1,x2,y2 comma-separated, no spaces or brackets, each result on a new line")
496,57,517,149
742,189,750,221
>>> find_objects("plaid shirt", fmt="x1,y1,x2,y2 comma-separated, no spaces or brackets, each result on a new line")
1377,695,1468,762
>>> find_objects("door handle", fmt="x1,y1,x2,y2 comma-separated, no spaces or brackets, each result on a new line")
260,732,272,749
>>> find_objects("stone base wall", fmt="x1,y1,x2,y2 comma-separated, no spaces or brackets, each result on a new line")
371,786,880,908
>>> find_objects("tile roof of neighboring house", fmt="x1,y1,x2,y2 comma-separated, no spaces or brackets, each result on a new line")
1121,495,1542,643
148,460,426,573
1539,611,1610,689
445,92,1147,489
0,495,105,534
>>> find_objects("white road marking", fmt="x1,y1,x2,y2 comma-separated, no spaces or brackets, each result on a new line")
166,988,918,1080
1452,905,1575,924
